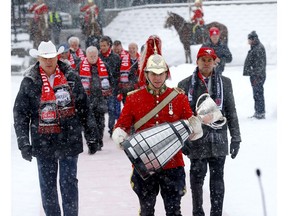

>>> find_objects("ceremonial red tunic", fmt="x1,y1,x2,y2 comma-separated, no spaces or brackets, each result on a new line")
114,87,193,169
29,3,48,22
80,4,99,23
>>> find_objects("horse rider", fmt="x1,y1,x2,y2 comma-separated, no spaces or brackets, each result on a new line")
28,0,49,23
80,0,99,25
190,0,205,34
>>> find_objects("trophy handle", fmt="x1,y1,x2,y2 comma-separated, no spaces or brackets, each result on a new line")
196,93,227,129
208,116,227,129
196,93,210,111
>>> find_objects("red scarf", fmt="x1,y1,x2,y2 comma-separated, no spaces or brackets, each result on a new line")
119,51,131,83
101,48,111,57
79,57,111,96
38,66,75,134
68,53,76,68
76,48,85,61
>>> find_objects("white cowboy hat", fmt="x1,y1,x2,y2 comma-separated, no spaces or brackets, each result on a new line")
29,41,64,58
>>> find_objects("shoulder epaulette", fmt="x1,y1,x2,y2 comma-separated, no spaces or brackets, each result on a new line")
127,89,140,96
173,87,185,94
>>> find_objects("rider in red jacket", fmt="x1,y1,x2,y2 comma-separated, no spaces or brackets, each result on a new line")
190,0,205,33
80,0,99,24
28,0,49,23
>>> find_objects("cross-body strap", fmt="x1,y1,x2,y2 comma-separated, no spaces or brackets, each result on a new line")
134,88,180,131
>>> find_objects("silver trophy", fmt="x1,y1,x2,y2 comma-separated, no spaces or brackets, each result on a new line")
196,93,227,129
122,120,193,180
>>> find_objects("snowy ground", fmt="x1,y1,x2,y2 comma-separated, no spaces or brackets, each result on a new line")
4,0,288,215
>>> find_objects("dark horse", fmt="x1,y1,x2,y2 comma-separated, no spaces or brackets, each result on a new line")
164,11,228,63
29,14,51,48
81,11,103,49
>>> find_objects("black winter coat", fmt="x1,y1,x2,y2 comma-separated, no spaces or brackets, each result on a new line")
178,69,241,159
75,63,108,114
243,38,266,77
13,61,96,158
99,51,121,95
202,39,232,74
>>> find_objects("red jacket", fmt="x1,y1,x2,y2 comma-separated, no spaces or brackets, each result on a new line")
29,3,48,22
191,7,204,25
114,87,193,169
80,4,99,23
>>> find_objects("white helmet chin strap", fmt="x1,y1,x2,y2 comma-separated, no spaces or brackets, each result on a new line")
145,72,167,91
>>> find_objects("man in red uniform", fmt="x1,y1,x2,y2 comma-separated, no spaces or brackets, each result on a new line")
80,0,99,25
190,0,204,35
191,0,204,25
112,35,203,216
28,0,49,23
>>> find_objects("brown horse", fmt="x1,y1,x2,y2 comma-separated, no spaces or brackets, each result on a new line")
81,11,103,49
164,11,228,63
29,14,51,48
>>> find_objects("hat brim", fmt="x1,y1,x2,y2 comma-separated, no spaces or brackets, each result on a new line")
145,68,167,74
29,46,65,58
197,54,217,60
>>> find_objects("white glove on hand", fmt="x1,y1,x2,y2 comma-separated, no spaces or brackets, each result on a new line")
112,127,128,149
188,116,203,141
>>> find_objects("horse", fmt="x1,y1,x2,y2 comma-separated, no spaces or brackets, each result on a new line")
29,13,51,48
164,11,228,63
81,10,103,49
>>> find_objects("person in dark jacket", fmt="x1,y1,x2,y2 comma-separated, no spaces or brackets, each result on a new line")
76,45,112,152
243,30,266,119
178,47,241,216
202,27,232,75
98,36,122,137
13,41,97,216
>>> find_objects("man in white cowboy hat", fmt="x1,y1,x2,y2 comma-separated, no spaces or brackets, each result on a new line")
13,40,97,216
112,35,203,216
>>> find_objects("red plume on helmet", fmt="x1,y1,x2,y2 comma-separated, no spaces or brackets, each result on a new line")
138,35,170,88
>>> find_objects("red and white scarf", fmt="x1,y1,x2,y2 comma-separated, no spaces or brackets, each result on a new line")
119,51,131,83
79,57,111,96
68,53,76,68
38,66,75,134
76,48,85,61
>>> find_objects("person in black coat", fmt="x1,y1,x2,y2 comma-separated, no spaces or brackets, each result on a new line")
243,30,266,119
178,47,241,216
202,27,232,75
76,45,112,152
98,36,122,137
13,41,97,216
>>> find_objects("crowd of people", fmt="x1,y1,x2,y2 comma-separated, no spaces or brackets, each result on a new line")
14,0,267,215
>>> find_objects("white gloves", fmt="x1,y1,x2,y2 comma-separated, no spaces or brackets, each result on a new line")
112,127,128,149
188,116,203,141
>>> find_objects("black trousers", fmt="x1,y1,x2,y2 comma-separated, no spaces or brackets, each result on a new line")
189,156,226,216
131,167,186,216
250,75,266,114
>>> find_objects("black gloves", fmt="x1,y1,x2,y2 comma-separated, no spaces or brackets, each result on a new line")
230,142,240,159
87,141,98,155
21,145,32,162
